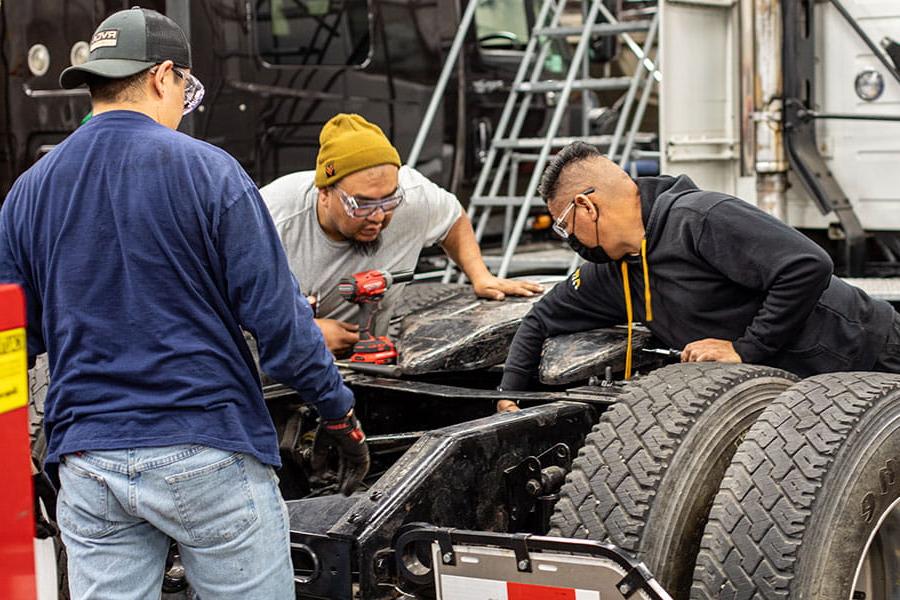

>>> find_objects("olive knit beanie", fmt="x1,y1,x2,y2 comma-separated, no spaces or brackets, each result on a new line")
314,113,402,188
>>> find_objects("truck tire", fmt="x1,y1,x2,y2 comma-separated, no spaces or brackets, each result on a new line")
691,372,900,600
550,363,797,598
29,353,50,462
28,354,72,600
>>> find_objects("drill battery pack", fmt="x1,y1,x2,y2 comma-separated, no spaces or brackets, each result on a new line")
350,335,398,364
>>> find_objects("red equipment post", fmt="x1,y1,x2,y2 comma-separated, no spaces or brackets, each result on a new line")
0,284,36,599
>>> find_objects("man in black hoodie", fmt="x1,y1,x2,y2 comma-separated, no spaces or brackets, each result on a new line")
500,142,899,395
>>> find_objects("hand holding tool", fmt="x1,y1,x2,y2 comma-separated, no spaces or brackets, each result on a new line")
338,269,414,364
641,347,683,359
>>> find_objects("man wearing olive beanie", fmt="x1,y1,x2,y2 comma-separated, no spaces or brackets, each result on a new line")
262,113,543,355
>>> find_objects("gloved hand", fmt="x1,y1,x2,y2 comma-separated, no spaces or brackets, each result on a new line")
33,470,60,539
311,410,370,496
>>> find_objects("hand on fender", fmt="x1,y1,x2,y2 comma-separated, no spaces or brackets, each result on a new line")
472,275,544,301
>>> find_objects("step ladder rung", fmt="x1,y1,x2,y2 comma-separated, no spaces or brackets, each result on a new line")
535,20,651,38
494,133,656,150
470,195,537,207
481,253,573,271
516,78,632,93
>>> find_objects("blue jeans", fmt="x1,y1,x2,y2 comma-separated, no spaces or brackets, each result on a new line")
57,445,294,600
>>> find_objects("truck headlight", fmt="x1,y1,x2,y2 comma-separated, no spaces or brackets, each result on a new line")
27,44,50,77
70,41,90,67
855,69,885,102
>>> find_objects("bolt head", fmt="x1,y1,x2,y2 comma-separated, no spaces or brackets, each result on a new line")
517,559,529,570
442,552,453,564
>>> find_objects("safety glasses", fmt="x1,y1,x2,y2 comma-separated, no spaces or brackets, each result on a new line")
551,187,595,239
171,67,205,115
334,186,405,219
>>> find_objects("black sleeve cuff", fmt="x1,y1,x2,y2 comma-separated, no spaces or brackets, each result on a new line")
500,368,532,392
733,337,768,364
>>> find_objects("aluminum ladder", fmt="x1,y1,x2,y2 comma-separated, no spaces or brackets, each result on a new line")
407,0,661,280
479,0,660,278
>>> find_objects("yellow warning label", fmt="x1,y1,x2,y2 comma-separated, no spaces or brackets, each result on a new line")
0,327,27,414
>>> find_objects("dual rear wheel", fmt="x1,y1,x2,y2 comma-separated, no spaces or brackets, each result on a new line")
552,364,900,600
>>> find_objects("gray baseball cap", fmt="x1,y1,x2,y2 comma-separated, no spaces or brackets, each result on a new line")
60,7,192,89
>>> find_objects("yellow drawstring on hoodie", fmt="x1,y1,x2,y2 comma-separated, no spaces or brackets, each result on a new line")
641,238,653,321
621,238,654,380
622,261,634,379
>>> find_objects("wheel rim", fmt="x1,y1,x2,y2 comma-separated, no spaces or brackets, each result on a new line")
852,496,900,600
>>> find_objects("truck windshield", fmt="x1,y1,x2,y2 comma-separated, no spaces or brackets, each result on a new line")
256,0,373,67
475,0,534,50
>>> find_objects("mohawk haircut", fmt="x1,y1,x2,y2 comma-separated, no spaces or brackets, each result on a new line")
537,141,602,204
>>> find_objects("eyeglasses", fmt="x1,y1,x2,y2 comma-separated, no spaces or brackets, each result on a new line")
171,67,205,115
552,187,595,239
333,186,405,218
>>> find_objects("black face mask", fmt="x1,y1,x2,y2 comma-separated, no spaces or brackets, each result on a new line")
565,204,613,263
567,235,613,263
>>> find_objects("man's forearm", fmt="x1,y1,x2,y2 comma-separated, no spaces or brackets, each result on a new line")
732,264,833,363
440,215,492,284
699,200,835,364
501,314,547,391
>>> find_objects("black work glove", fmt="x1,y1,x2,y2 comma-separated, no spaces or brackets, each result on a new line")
33,470,60,539
311,410,370,496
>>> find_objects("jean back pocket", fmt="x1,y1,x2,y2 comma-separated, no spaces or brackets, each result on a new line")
58,460,117,539
165,452,259,547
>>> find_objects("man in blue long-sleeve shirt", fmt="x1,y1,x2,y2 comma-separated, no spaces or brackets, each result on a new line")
0,9,366,599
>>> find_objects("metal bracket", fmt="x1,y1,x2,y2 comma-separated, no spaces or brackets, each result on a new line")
666,136,737,163
511,533,533,572
783,0,866,275
372,548,397,581
885,37,900,72
287,530,354,600
504,443,572,530
617,564,655,597
436,528,456,566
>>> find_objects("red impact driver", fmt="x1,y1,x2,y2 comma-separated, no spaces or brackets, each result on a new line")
338,269,414,364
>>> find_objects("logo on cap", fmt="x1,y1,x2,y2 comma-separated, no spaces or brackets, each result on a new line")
325,162,336,177
90,30,119,52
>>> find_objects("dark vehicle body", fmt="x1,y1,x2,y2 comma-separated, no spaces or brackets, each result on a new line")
0,0,565,199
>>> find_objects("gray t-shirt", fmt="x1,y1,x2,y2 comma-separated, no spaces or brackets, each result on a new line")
261,166,462,334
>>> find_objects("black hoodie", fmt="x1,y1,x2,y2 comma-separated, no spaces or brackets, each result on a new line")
501,175,896,389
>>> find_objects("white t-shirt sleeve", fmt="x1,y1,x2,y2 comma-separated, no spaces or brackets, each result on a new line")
403,167,463,247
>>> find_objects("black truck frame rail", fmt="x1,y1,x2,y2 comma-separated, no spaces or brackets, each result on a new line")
284,399,609,599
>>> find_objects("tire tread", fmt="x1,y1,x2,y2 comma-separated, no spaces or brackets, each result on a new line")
549,363,794,554
690,372,900,600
